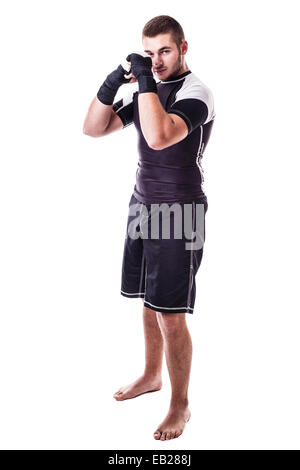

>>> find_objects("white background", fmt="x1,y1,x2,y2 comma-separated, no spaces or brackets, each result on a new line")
0,0,299,450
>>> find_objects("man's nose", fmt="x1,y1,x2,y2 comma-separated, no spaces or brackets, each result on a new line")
152,54,163,66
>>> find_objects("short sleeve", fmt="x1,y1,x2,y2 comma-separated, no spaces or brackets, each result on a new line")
112,83,138,128
169,76,215,134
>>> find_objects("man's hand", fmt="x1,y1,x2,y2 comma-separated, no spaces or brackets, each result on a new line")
97,62,133,105
125,51,157,94
121,59,137,83
125,52,153,79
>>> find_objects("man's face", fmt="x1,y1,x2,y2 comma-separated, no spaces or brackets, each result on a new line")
142,33,186,81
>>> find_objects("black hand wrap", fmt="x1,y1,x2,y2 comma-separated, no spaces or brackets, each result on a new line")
97,64,131,105
126,52,157,94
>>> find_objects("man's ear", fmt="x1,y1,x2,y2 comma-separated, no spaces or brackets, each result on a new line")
180,40,188,55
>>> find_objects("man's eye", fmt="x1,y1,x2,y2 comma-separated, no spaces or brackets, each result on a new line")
147,51,169,56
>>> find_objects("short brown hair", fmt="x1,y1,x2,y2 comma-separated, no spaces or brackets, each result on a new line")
142,15,185,52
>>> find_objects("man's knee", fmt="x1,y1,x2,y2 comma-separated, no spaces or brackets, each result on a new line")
156,312,186,334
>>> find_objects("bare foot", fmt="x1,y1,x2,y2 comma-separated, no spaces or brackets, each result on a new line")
113,374,162,401
153,402,191,440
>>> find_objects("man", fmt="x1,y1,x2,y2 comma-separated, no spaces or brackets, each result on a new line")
83,15,215,441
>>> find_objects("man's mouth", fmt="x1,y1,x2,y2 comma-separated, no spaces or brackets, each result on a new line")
155,68,166,74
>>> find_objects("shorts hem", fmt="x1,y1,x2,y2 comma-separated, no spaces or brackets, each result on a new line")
143,299,194,314
121,290,145,299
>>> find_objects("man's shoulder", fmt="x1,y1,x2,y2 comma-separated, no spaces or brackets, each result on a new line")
169,73,216,125
177,72,214,103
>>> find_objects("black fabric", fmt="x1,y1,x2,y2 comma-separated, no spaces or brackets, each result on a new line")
125,53,152,79
97,64,131,105
137,75,158,94
112,99,134,127
160,70,192,82
126,53,157,94
112,71,215,204
169,98,208,134
121,194,208,314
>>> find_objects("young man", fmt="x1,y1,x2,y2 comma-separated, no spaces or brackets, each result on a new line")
83,15,215,441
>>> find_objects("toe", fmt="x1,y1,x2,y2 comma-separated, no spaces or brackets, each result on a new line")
154,431,161,440
169,431,175,439
160,432,167,441
114,392,124,401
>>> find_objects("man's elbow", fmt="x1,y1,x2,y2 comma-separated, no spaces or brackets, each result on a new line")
147,135,166,150
83,126,103,138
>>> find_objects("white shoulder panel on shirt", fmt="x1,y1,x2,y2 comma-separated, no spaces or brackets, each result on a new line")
122,82,139,107
173,73,215,124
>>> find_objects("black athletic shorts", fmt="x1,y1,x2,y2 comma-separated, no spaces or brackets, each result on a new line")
120,193,208,314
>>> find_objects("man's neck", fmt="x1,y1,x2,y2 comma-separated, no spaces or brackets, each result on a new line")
177,62,189,76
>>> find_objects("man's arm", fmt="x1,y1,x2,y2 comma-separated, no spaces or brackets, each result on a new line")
83,61,133,138
83,97,123,138
125,53,188,149
126,52,211,150
138,85,212,150
138,93,189,150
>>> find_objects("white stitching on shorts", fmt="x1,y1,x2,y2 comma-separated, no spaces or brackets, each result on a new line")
186,201,195,309
143,300,194,311
138,252,145,296
121,290,145,296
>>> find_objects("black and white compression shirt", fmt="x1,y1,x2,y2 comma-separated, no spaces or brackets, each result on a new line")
113,70,215,204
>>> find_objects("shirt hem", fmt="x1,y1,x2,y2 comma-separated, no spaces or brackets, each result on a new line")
133,189,207,205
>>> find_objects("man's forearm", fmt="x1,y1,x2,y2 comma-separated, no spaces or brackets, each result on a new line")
84,62,131,137
138,93,175,149
83,97,113,137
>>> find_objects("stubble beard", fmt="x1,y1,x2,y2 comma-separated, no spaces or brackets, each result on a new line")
166,53,183,80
